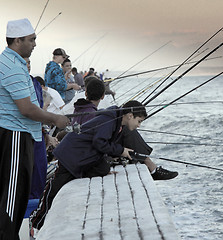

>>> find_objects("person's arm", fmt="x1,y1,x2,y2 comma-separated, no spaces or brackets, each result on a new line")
91,117,124,156
14,97,69,129
67,83,81,90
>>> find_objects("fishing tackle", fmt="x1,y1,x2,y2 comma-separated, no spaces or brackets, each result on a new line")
146,71,223,119
35,0,50,31
37,12,62,35
127,151,223,172
64,122,81,134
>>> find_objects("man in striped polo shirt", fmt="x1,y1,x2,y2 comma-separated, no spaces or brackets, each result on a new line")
0,18,69,239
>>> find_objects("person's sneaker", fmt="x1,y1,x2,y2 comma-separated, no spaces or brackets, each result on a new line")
152,166,178,180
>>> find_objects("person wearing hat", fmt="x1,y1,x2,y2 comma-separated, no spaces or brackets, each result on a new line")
0,18,69,239
44,48,80,100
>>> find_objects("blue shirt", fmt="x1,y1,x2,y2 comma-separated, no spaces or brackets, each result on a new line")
44,61,67,99
0,47,42,141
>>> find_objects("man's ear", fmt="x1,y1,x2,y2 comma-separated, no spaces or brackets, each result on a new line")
85,91,88,98
100,93,105,100
127,112,133,119
14,38,21,46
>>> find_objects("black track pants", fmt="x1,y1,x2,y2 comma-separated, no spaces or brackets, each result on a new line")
0,128,34,240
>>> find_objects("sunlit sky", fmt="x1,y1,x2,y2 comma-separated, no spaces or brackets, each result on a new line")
0,0,223,76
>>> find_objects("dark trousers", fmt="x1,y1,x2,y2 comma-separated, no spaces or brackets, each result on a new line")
31,158,110,230
0,128,34,240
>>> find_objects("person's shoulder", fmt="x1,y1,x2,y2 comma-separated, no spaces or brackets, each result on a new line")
48,87,61,95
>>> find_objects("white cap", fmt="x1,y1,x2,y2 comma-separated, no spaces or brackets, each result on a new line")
6,18,35,38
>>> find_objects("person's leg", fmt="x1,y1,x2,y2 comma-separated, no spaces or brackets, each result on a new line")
0,129,34,240
30,163,74,231
119,127,153,155
144,157,157,172
83,156,110,178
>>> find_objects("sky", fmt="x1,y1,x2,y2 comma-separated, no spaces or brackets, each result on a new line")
0,0,223,76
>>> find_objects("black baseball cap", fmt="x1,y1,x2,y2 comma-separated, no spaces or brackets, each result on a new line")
53,48,69,59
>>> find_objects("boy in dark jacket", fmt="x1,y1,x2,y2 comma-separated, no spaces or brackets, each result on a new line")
30,100,146,234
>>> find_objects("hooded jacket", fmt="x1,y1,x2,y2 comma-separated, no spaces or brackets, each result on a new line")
72,98,97,125
44,61,67,99
53,106,124,178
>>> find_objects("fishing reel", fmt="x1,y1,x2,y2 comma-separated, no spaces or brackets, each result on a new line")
108,151,145,168
64,122,81,134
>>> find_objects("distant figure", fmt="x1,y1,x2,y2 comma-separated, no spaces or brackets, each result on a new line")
61,58,76,104
44,48,80,100
72,67,84,88
83,67,96,79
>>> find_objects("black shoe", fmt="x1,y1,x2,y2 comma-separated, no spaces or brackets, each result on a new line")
152,166,178,180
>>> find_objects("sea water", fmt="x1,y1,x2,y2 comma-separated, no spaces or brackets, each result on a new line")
111,74,223,240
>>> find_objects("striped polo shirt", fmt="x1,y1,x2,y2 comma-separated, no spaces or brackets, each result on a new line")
0,47,42,141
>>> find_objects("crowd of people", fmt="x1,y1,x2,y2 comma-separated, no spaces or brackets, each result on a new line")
0,18,178,239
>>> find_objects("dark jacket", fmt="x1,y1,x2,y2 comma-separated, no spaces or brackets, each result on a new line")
72,98,97,125
53,106,124,178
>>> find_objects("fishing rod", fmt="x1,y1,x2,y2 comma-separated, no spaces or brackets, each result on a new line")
116,41,171,79
65,98,223,121
35,0,50,31
122,73,171,104
145,71,223,119
111,41,171,88
105,56,221,85
71,33,107,64
129,152,223,172
36,12,62,35
138,129,223,142
145,141,222,147
141,28,223,105
65,105,148,119
143,42,223,107
114,72,161,102
149,100,223,106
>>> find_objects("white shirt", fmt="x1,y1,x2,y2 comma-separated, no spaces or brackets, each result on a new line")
47,87,65,114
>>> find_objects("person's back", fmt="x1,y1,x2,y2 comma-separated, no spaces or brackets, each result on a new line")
54,105,123,178
72,67,84,88
72,77,105,125
35,76,65,114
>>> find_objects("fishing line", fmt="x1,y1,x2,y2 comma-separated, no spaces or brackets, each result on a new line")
112,41,171,87
35,0,50,31
36,12,62,35
126,73,171,104
87,43,104,69
145,70,223,119
145,141,222,147
72,33,108,64
115,72,160,102
189,48,209,61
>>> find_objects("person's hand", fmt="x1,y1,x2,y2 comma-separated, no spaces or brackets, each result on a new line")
121,148,133,160
65,70,72,80
71,83,81,90
45,135,59,150
53,115,70,129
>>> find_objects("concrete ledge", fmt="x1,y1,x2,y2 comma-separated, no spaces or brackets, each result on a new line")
37,164,180,240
